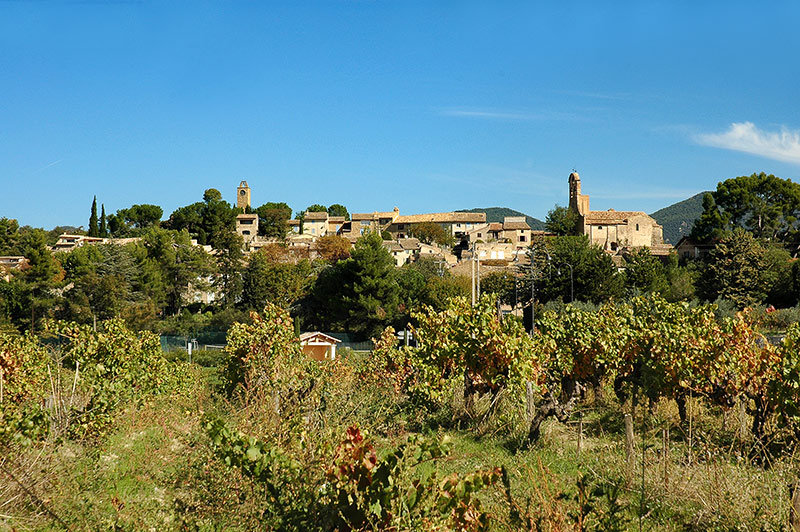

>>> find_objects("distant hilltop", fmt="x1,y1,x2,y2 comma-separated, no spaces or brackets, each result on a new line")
457,207,545,231
649,192,708,245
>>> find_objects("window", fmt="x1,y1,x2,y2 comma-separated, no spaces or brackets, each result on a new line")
242,230,250,235
611,242,617,251
636,223,639,231
519,235,526,242
598,225,603,230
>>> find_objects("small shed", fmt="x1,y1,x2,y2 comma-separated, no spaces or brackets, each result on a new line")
299,332,341,361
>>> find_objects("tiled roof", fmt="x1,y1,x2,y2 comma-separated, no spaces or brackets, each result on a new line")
328,216,346,223
352,211,398,221
383,241,403,252
304,211,329,220
583,210,650,224
398,238,421,250
487,223,503,231
395,212,486,224
299,332,341,344
503,221,530,230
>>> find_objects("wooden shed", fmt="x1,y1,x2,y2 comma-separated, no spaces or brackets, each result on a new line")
299,332,341,361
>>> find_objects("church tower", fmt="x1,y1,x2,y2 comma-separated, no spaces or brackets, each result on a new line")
568,171,589,216
237,181,251,210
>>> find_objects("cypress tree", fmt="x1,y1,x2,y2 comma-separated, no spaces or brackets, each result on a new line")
100,204,108,237
88,196,99,237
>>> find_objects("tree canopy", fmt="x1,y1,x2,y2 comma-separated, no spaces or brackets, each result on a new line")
409,222,454,246
545,204,580,236
327,203,350,220
691,173,800,242
253,202,292,239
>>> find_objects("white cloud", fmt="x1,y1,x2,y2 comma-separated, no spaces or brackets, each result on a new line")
438,108,580,122
695,122,800,165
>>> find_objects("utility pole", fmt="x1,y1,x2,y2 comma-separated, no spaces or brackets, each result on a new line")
476,248,481,300
471,245,476,306
529,245,536,335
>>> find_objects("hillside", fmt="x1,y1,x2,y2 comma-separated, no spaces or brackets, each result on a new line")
458,207,546,230
650,192,708,244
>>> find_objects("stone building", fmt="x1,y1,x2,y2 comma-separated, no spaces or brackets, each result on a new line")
237,181,251,210
568,171,671,256
235,213,258,243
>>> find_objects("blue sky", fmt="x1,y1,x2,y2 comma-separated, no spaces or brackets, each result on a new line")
2,1,799,229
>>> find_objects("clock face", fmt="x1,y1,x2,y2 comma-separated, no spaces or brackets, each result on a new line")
240,190,246,196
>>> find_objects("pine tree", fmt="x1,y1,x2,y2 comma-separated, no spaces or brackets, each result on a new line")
100,204,108,237
88,196,99,237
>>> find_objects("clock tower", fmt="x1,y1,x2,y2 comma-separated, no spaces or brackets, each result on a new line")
237,181,251,211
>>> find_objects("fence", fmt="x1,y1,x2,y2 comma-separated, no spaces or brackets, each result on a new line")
160,330,228,352
159,331,376,353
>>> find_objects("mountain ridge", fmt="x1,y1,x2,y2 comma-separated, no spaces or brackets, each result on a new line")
457,207,546,231
649,192,708,245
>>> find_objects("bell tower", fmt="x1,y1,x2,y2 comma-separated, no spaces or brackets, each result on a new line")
568,171,589,216
237,181,251,211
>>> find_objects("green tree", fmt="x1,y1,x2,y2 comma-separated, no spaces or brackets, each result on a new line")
534,235,623,304
480,270,516,305
327,203,350,220
203,188,223,202
254,202,292,238
0,218,21,254
697,173,800,242
99,204,108,237
623,248,668,295
18,229,62,330
316,234,351,262
403,256,470,311
59,244,140,324
121,204,163,229
241,252,314,310
311,232,400,339
162,202,204,236
134,227,216,315
410,222,454,246
763,244,796,307
545,204,580,236
702,229,768,308
664,253,697,302
88,196,99,237
306,204,327,213
163,190,236,247
212,229,245,308
689,193,730,243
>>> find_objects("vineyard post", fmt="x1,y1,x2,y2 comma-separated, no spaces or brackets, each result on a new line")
791,483,800,531
0,366,3,404
739,398,746,455
625,413,635,485
69,360,79,409
662,427,669,490
577,412,583,459
688,390,694,464
525,381,535,424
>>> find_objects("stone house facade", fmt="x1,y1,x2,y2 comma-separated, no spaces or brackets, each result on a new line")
568,171,671,256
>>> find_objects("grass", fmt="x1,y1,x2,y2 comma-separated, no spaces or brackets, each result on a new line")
2,363,797,531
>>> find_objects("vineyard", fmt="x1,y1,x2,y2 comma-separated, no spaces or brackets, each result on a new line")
3,296,800,530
